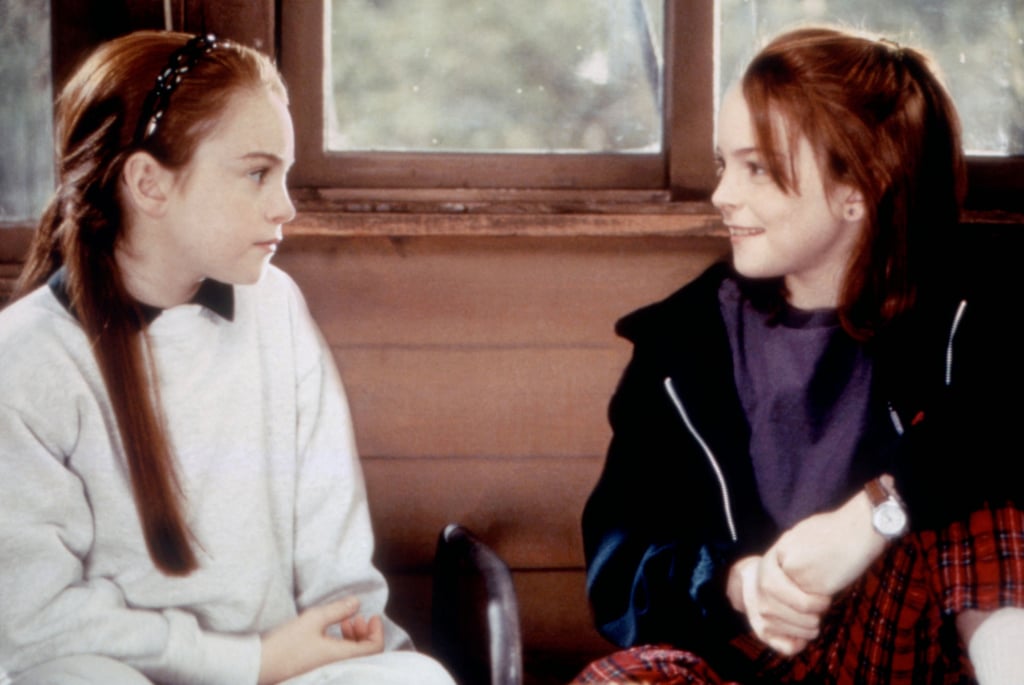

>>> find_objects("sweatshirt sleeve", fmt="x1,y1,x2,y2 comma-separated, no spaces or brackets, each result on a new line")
285,282,412,651
0,399,262,684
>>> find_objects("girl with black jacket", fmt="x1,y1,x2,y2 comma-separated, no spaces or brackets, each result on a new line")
577,27,1024,684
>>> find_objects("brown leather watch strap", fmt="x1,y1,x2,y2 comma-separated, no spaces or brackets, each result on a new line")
865,477,889,506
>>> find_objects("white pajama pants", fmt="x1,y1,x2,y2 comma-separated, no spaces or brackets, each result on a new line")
11,650,454,685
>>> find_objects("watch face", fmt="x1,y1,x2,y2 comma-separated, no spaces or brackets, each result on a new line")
874,501,907,537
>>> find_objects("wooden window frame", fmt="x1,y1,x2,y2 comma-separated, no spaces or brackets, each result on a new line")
280,2,715,199
279,1,1023,222
3,0,1016,248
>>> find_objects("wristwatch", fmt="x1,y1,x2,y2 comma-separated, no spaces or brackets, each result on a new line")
865,477,908,539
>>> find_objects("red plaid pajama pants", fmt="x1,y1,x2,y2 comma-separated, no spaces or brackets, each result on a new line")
572,505,1024,684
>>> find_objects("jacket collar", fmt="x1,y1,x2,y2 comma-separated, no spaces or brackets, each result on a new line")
616,260,778,551
48,266,234,327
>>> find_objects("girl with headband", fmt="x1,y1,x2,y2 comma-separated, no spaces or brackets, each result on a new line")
0,31,453,685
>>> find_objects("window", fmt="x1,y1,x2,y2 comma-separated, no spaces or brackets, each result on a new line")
282,1,1022,208
719,1,1024,156
0,0,54,224
282,1,685,191
327,1,664,155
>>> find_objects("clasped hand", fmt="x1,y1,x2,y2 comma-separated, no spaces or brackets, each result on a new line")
258,596,384,685
726,489,887,656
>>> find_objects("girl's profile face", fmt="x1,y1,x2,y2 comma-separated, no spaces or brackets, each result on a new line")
158,85,296,289
712,87,863,310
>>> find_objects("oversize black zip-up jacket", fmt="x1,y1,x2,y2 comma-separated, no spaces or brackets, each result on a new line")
582,261,1023,675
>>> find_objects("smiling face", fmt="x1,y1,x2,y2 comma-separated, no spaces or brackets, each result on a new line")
712,87,864,310
157,85,296,291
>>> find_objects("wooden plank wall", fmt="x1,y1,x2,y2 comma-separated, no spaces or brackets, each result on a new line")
272,232,727,682
7,217,1022,681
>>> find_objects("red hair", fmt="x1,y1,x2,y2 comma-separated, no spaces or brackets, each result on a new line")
741,27,966,339
15,31,286,574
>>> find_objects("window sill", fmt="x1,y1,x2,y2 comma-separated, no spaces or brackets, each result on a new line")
3,197,1022,248
287,187,1023,239
290,188,723,238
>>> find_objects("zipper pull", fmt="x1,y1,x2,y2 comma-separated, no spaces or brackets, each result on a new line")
887,401,905,436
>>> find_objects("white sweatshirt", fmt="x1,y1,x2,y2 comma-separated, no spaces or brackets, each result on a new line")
0,266,415,684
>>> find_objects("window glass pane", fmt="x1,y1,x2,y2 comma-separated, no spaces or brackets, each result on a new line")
327,0,663,154
0,0,54,223
719,0,1024,155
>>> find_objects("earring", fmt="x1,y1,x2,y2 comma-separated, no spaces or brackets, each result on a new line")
846,206,859,220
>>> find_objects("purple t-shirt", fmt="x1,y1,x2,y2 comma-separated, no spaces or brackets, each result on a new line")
718,277,892,529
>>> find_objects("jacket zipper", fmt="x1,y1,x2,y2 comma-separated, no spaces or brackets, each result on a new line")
945,300,967,387
658,301,968,543
663,377,738,542
887,299,968,435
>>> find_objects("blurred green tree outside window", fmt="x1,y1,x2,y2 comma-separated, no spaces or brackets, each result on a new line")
327,0,1023,156
328,0,664,153
719,0,1024,155
2,1,1022,226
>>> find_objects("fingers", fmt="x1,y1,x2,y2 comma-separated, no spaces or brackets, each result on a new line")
735,552,831,654
341,614,384,646
341,615,368,641
312,598,383,656
334,614,384,659
727,556,760,612
310,596,362,629
765,634,809,657
352,615,385,654
311,598,383,652
259,599,384,684
366,615,384,644
760,549,831,620
756,551,828,638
